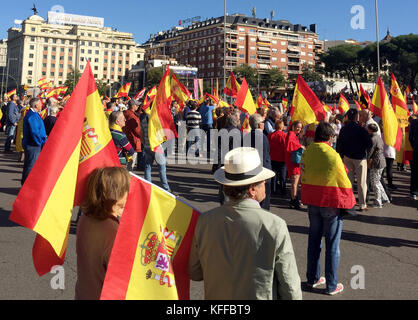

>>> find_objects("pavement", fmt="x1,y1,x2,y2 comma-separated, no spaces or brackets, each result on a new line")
0,135,417,300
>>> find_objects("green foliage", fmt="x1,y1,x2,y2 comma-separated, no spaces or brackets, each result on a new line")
233,64,258,88
63,67,82,95
301,66,323,82
96,80,110,97
146,67,164,88
259,68,286,95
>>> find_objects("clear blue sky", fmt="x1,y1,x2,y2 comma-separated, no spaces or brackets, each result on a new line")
1,0,416,44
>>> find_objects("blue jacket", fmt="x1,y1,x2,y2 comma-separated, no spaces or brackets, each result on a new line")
22,109,47,148
6,102,20,126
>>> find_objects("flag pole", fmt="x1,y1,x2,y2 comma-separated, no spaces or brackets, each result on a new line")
223,0,226,100
375,0,381,79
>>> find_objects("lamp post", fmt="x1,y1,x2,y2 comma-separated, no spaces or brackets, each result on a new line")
375,0,381,79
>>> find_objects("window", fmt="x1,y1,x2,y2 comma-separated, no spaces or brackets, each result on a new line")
31,37,35,42
28,62,33,67
301,43,306,48
249,29,255,33
281,41,286,45
69,48,72,53
94,66,98,70
68,56,72,61
31,27,35,32
105,44,108,48
42,71,46,76
53,39,57,43
28,70,33,75
43,55,47,59
250,63,256,68
281,58,286,62
81,49,85,53
239,36,245,41
44,46,48,51
59,72,63,76
250,38,256,42
308,45,313,49
239,54,245,58
272,48,278,53
95,58,99,62
28,79,32,84
89,42,92,46
239,28,245,32
250,46,256,50
43,63,47,67
281,49,286,54
61,48,64,52
95,50,99,55
301,51,306,56
272,40,277,44
51,63,55,68
88,50,92,54
308,53,313,57
44,38,48,43
52,47,56,52
61,40,65,44
250,55,256,59
52,56,55,60
60,64,63,68
50,72,55,76
29,54,34,58
30,45,34,50
272,57,278,61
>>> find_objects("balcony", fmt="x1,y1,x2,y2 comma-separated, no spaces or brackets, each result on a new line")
288,45,300,52
225,37,237,43
226,55,238,61
225,28,239,35
287,61,300,66
258,64,270,70
257,59,270,64
287,69,300,74
257,41,271,46
257,50,271,57
287,53,300,58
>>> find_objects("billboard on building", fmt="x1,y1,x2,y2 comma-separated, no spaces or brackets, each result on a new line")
48,11,104,28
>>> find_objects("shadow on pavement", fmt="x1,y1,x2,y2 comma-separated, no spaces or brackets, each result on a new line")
287,224,418,248
0,207,19,227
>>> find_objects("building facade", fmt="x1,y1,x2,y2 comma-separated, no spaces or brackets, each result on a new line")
7,12,145,88
142,14,321,82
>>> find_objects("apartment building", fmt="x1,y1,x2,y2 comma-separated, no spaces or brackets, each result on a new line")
6,12,145,88
142,14,322,81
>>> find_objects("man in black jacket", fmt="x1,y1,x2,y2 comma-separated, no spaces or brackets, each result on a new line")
336,109,372,211
409,115,418,200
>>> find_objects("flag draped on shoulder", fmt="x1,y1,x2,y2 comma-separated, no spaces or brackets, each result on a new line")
234,78,257,115
148,67,177,152
291,75,326,125
338,94,350,115
9,61,120,276
372,77,402,151
100,173,200,300
301,142,356,209
223,72,240,98
114,83,132,98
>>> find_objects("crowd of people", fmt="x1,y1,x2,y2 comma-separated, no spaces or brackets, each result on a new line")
1,88,417,300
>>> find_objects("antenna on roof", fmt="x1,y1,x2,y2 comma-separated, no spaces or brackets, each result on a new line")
270,10,274,21
252,7,256,18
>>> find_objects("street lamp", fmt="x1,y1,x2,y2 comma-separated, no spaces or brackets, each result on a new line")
375,0,381,79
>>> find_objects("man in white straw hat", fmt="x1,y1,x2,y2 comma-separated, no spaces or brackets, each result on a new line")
187,147,302,300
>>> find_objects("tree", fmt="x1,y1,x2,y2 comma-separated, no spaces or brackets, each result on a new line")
233,64,258,88
63,67,82,95
320,44,363,95
146,67,164,88
259,68,286,96
96,80,110,97
301,66,323,82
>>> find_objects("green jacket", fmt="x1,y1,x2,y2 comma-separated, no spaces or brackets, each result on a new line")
187,198,302,300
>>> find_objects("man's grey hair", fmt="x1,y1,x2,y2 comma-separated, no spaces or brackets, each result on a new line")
47,97,58,107
225,114,240,128
29,97,40,109
109,111,123,126
249,113,263,130
50,106,59,115
268,106,280,119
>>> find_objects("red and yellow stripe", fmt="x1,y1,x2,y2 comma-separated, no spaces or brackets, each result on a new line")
234,78,257,115
301,142,356,209
338,94,350,115
101,174,199,300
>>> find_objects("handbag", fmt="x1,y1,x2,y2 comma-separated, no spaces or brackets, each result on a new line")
291,147,304,164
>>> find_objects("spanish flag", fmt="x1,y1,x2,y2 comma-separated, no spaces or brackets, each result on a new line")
264,97,271,107
148,67,177,152
40,81,53,91
413,99,418,114
390,73,409,125
114,83,132,98
9,62,120,276
234,78,257,115
37,77,47,87
134,88,146,101
359,84,371,112
170,73,191,109
6,89,16,98
142,86,157,112
338,94,350,115
256,94,264,108
100,173,200,300
372,77,402,151
241,113,251,133
223,72,240,98
291,75,326,125
282,98,288,111
301,142,356,209
354,100,362,111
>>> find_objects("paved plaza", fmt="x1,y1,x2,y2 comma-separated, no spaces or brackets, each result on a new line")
0,135,417,300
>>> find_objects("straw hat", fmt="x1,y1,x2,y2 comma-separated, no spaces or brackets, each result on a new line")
214,147,275,186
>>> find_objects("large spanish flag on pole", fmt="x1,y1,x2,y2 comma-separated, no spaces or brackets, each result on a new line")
100,173,200,300
390,73,410,126
9,62,120,276
223,71,240,98
372,77,402,151
148,67,177,152
234,78,257,115
291,75,326,125
301,142,356,209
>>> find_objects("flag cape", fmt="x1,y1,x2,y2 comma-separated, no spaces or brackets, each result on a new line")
134,88,146,101
148,67,177,151
413,99,418,114
223,72,240,98
234,78,257,115
241,113,251,133
100,173,200,300
170,74,191,109
390,74,409,126
9,62,120,276
301,142,356,208
338,94,350,115
291,75,326,125
114,83,132,98
359,84,371,112
372,77,402,151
